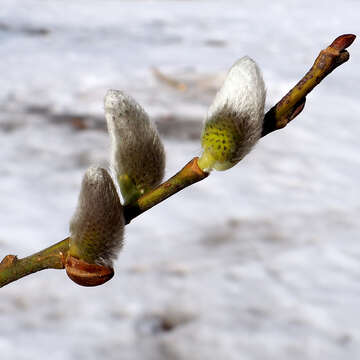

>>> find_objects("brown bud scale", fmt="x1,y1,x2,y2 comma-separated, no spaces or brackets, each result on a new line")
65,255,114,287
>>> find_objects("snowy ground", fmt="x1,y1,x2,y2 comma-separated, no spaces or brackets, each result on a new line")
0,1,359,359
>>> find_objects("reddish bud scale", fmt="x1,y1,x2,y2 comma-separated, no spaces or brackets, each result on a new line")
65,255,114,287
330,34,356,51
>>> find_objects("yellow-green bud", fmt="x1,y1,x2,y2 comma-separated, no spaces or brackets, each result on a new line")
69,166,125,267
105,90,165,204
198,56,266,172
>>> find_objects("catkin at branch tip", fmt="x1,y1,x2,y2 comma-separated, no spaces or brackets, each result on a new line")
69,166,125,266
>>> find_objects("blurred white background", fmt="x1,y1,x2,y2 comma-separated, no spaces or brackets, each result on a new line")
0,1,359,359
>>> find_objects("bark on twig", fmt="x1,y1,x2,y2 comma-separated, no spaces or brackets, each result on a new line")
261,34,356,136
0,239,68,287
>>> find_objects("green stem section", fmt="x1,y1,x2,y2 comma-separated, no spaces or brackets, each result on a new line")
0,34,356,288
124,157,209,224
0,238,69,287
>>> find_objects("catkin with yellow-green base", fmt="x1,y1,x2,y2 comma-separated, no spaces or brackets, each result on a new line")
198,56,266,172
105,90,165,205
68,166,125,267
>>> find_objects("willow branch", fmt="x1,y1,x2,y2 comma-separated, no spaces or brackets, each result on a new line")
261,33,356,136
0,238,68,287
0,33,355,288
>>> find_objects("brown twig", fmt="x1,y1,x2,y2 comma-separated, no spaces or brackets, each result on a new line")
0,34,355,288
261,34,356,136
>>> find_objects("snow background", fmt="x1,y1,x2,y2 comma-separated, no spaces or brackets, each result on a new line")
0,1,359,359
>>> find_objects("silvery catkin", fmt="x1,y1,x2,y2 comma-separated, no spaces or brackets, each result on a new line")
105,90,165,202
69,166,125,267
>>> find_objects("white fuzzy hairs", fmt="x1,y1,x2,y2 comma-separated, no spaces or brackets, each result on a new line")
201,56,266,170
69,166,125,266
69,91,166,266
208,56,266,125
105,89,165,194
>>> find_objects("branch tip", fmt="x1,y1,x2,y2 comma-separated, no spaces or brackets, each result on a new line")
330,34,356,51
261,33,356,136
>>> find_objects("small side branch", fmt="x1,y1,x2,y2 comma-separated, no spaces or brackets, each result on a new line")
0,34,356,288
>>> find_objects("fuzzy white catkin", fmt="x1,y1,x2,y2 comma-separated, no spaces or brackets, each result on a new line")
69,166,125,266
208,56,266,123
105,90,165,194
200,56,266,171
